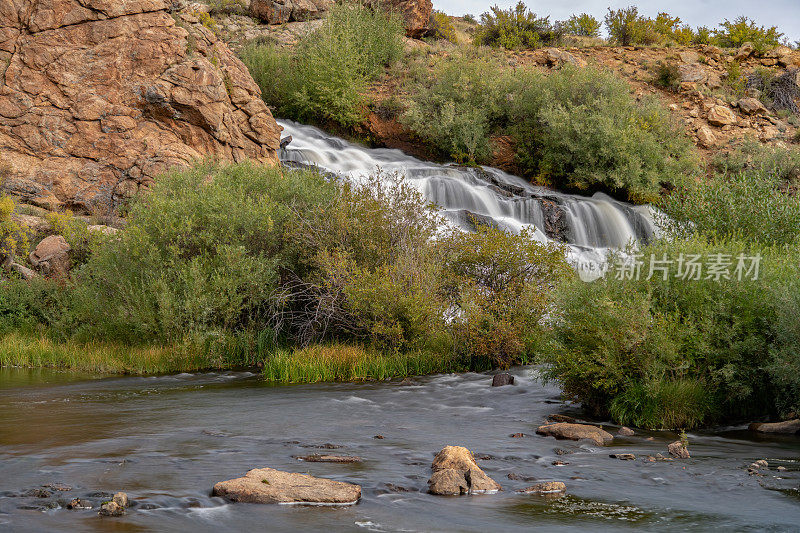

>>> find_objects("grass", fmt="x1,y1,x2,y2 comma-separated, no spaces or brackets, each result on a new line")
262,344,474,383
0,332,218,374
0,334,471,382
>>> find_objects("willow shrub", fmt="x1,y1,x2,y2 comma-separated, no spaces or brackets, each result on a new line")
402,58,695,201
543,236,800,428
240,1,403,127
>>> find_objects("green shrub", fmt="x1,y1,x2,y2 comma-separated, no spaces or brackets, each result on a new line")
240,1,404,127
652,61,681,91
206,0,247,16
724,60,746,97
506,65,696,202
462,14,477,25
71,162,334,344
563,13,601,37
439,226,572,368
432,11,458,43
604,6,658,46
543,236,798,427
401,50,507,163
43,210,92,267
473,2,563,49
661,142,800,245
0,195,28,260
713,16,783,52
693,26,712,45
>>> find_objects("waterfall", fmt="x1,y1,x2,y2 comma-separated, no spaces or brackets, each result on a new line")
277,120,657,279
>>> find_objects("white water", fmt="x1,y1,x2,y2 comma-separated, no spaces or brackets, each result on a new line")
278,120,657,278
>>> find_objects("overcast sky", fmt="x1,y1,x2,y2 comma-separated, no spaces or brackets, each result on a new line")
435,0,800,44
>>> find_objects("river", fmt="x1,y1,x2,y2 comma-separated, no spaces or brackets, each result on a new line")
0,368,798,532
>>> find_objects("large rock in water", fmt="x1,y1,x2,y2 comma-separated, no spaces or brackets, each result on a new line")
212,467,361,504
535,422,614,446
366,0,432,38
427,445,501,495
749,419,800,435
0,0,281,213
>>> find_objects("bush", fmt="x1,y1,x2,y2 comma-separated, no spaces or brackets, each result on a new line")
43,210,92,267
473,2,563,49
563,13,601,37
0,194,28,260
693,26,712,45
748,68,800,114
506,65,696,202
604,6,658,46
543,236,799,427
431,11,458,43
240,1,404,127
439,226,572,368
401,51,507,163
651,61,681,91
71,162,334,344
713,16,783,52
206,0,247,16
661,142,800,245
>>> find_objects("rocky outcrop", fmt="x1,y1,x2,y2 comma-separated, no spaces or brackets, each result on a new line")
707,105,737,127
213,467,361,504
249,0,332,25
539,48,587,68
427,446,501,495
29,235,71,277
367,0,432,38
295,454,362,463
98,492,128,517
749,419,800,434
737,97,768,115
535,423,614,446
0,0,281,213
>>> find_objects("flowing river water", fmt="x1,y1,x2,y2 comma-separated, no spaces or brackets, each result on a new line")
1,123,798,531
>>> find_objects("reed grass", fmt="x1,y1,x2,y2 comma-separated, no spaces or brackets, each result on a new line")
0,332,216,374
262,344,470,383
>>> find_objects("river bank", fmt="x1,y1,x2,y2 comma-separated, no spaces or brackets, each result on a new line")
0,367,797,532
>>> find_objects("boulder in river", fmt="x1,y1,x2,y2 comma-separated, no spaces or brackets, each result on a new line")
749,419,800,435
213,467,361,504
617,427,635,437
427,446,501,495
667,441,690,459
535,423,614,446
491,373,515,387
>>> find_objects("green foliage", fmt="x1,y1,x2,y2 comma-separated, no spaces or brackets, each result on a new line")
240,1,404,127
473,2,563,50
604,6,658,46
205,0,247,16
0,195,28,259
661,142,800,245
72,162,333,344
43,210,92,267
439,226,572,368
462,14,477,24
563,13,601,37
725,60,746,97
432,11,458,43
651,61,681,91
401,51,507,163
693,26,712,45
543,236,799,427
197,11,216,30
506,65,696,202
713,16,783,52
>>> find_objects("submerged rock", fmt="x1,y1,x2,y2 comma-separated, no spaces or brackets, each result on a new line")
427,446,501,495
536,423,614,446
617,427,635,437
213,467,361,504
98,501,124,517
667,441,690,459
517,481,566,494
609,453,636,461
749,419,800,435
491,373,515,387
295,454,362,463
67,498,92,510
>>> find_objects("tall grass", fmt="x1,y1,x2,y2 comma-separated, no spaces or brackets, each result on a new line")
263,344,473,383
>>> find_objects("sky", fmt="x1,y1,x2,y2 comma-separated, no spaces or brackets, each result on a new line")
435,0,800,44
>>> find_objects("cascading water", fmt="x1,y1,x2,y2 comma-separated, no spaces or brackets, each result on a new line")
278,120,657,278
